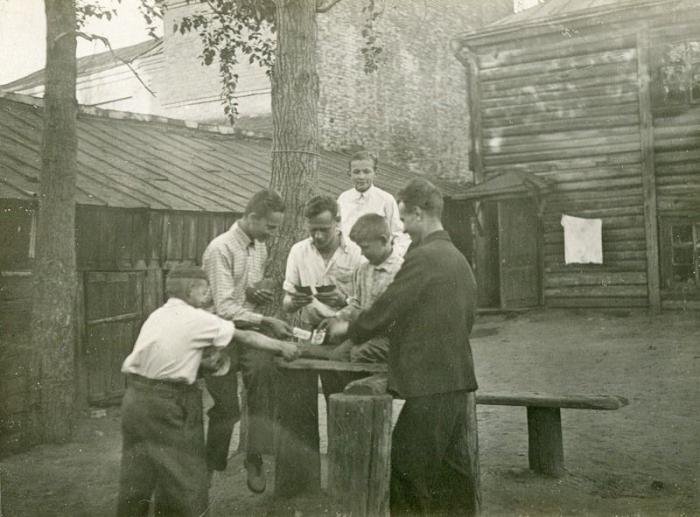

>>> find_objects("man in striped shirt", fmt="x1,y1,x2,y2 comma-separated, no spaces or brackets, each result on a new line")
202,189,292,493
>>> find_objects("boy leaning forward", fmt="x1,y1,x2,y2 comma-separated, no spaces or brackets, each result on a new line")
117,266,298,517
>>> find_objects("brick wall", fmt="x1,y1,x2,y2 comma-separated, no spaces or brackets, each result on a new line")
317,0,511,181
161,0,512,178
160,1,272,121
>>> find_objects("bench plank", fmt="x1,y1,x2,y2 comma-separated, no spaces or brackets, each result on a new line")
476,393,628,410
341,372,628,411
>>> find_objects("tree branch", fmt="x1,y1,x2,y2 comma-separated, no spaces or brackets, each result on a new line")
315,0,344,13
76,31,157,97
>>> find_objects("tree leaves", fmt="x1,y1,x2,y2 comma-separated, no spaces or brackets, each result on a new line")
168,0,276,124
360,0,383,74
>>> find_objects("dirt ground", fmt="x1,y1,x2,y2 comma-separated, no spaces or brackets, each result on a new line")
1,308,698,516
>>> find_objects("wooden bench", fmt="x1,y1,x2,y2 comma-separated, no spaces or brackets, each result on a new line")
275,356,627,495
343,371,629,478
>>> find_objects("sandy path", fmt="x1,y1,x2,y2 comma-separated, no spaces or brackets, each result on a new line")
1,308,698,515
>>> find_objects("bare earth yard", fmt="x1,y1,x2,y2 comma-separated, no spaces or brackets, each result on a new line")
1,308,698,516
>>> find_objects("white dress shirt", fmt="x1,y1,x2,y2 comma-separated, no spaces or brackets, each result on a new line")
122,298,235,385
337,185,411,255
284,235,364,327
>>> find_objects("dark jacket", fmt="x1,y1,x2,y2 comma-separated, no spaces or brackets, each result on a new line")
348,230,478,398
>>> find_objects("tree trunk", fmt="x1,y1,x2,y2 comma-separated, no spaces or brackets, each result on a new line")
266,0,319,309
28,0,79,444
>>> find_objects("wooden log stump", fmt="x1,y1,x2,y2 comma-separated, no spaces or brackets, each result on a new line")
343,373,388,395
527,406,564,477
328,394,392,517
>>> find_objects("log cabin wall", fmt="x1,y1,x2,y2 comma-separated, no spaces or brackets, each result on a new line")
473,27,648,308
457,0,700,310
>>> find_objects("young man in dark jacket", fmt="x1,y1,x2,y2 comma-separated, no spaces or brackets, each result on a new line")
327,178,480,516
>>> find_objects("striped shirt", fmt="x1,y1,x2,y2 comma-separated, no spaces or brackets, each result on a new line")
338,249,404,321
202,222,266,324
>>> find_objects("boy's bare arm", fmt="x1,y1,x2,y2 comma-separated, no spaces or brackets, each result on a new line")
233,329,300,361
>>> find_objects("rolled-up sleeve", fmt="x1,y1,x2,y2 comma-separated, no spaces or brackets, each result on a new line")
283,245,302,293
212,320,235,348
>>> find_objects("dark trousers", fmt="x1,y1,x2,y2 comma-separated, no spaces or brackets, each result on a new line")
205,346,277,471
117,376,209,517
391,390,479,516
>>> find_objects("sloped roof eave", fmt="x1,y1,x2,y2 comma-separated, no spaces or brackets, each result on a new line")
451,171,553,201
0,93,420,212
1,39,163,92
453,0,675,50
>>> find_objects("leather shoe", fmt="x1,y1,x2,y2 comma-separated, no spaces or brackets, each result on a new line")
244,457,266,494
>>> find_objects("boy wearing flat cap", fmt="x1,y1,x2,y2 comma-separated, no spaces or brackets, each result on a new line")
117,266,298,517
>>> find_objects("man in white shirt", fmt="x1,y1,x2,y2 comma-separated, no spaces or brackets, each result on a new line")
282,195,364,329
337,150,410,255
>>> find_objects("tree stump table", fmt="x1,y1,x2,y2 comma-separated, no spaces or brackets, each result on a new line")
272,358,388,498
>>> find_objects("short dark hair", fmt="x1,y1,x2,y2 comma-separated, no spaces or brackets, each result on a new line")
165,266,208,300
244,189,285,217
305,195,338,219
349,213,390,243
397,178,443,218
348,149,378,171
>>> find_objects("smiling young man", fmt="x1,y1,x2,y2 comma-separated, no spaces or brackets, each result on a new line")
201,189,292,493
337,150,410,255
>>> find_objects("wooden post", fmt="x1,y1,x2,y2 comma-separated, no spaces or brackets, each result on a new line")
462,46,484,185
636,26,661,313
527,406,564,478
328,394,392,517
456,44,491,305
273,368,320,497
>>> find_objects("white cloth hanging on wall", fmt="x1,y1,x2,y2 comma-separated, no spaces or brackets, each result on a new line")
560,214,603,264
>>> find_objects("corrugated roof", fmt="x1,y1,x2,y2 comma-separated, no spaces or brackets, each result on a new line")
1,39,162,92
0,93,443,212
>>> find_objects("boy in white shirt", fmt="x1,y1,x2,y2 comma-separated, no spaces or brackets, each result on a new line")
337,150,410,256
117,266,298,517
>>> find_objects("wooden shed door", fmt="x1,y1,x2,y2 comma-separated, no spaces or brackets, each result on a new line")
498,199,540,308
84,271,144,404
